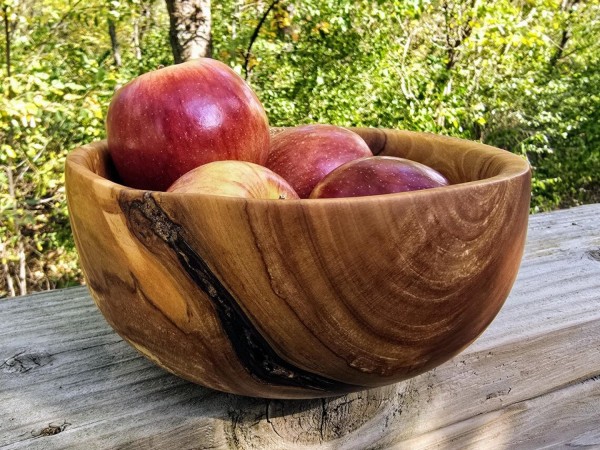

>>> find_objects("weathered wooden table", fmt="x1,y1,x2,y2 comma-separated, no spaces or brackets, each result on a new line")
1,204,599,449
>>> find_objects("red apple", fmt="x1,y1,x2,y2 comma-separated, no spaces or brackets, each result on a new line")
106,58,270,191
265,124,373,198
167,161,299,200
309,156,449,199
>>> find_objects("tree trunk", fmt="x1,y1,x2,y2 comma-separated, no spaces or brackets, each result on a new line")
231,0,242,39
0,243,16,297
549,0,581,68
2,3,12,94
165,0,211,63
108,18,122,67
132,1,152,61
132,20,142,60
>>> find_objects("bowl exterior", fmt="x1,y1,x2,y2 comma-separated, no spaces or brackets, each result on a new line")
66,129,531,399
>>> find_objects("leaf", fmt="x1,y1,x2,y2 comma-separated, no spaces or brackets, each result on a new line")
64,82,86,91
3,145,17,159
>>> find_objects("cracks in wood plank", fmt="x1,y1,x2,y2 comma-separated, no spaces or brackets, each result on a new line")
31,420,71,438
319,397,327,443
585,249,600,262
329,395,358,416
226,405,242,449
486,387,512,400
400,370,600,445
265,399,284,440
0,353,153,397
197,443,226,450
3,386,217,447
564,444,600,448
0,338,134,384
388,388,407,429
1,339,130,381
51,338,124,356
529,367,600,397
578,373,600,384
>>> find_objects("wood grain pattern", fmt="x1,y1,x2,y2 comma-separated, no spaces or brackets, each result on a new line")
64,128,531,398
1,204,599,449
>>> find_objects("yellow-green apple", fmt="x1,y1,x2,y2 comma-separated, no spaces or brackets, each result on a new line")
265,124,372,198
167,160,299,199
309,156,449,198
106,58,270,191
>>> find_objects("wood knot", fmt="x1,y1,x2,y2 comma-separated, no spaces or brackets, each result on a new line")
32,421,70,437
1,350,53,374
586,249,600,262
120,192,182,246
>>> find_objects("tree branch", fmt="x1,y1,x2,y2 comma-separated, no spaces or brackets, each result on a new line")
2,3,11,82
444,0,476,71
108,18,122,67
549,0,581,68
244,0,280,80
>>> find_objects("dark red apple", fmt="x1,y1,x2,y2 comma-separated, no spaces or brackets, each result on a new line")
265,124,372,198
167,161,299,199
106,58,270,191
309,156,449,199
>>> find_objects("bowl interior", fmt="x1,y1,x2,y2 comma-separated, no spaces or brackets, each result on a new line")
78,127,529,194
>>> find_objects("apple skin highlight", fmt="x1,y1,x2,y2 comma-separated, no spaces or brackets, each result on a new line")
167,160,299,200
310,156,449,199
266,124,373,198
106,58,270,191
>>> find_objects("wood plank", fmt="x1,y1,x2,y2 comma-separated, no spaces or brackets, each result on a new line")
1,204,599,449
395,375,600,449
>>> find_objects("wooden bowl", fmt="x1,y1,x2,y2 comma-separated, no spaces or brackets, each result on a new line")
65,128,531,399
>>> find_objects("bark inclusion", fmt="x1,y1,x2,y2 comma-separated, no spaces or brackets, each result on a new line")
120,192,362,393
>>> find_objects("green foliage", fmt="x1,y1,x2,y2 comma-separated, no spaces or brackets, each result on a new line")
1,0,599,296
1,0,171,296
213,0,599,212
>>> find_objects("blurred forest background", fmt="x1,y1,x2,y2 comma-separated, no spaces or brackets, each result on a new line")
1,0,599,297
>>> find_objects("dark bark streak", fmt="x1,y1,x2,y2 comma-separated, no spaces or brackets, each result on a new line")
2,4,12,94
550,28,570,68
244,0,280,80
108,18,122,67
443,0,475,71
549,0,580,68
119,192,363,393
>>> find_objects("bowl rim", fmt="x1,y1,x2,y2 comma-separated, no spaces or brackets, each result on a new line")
66,128,531,206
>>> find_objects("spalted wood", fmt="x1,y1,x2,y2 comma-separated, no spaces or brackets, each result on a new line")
1,204,599,449
64,129,530,398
